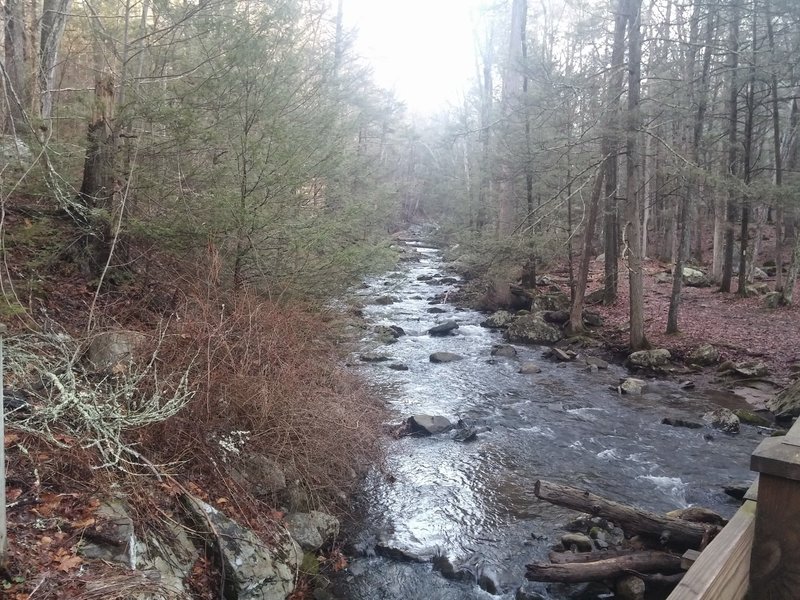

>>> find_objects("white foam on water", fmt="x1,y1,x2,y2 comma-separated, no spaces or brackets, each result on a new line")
597,448,620,460
637,475,689,508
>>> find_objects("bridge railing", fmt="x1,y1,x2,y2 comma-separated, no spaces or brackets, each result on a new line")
668,418,800,600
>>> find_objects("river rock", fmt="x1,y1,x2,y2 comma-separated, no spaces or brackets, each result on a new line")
683,266,710,287
238,455,286,496
427,306,447,313
585,356,609,370
183,495,301,600
724,482,752,501
687,344,720,366
481,310,515,328
373,295,397,305
492,344,518,358
619,378,647,395
733,409,771,427
582,310,603,327
767,378,800,419
453,427,478,442
85,330,147,372
519,362,542,374
408,414,453,435
543,310,570,325
628,348,671,369
616,575,645,600
285,511,340,551
561,533,593,552
661,417,702,429
550,348,574,362
731,361,769,378
505,313,562,345
428,320,459,336
532,292,570,312
374,324,405,343
360,352,389,362
432,555,473,583
703,408,740,433
388,363,409,371
430,352,463,363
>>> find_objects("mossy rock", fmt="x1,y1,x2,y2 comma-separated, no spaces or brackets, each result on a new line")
733,409,771,427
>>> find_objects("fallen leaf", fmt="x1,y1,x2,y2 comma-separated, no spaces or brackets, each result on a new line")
57,554,83,572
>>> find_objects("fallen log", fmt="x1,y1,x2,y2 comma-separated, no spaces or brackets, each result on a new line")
526,551,682,583
548,549,642,564
534,480,717,550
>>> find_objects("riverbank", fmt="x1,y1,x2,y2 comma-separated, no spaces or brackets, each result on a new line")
332,236,765,600
433,239,800,417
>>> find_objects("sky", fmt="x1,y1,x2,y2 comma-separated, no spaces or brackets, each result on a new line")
342,0,485,114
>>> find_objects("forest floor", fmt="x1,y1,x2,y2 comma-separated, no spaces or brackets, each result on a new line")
565,257,800,385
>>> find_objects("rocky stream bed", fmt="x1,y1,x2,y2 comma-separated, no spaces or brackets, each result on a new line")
330,239,770,600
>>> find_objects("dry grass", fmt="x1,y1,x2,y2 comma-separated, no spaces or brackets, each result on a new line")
140,283,386,511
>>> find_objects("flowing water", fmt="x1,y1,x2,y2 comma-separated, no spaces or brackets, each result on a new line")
333,239,763,600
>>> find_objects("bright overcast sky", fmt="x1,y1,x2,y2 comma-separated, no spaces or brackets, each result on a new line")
342,0,485,114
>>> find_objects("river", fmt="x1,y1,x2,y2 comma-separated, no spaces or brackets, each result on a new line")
332,238,763,600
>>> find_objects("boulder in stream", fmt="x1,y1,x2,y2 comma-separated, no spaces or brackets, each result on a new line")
767,378,800,419
505,313,562,345
585,356,609,370
481,310,515,328
285,511,340,551
519,362,542,374
428,320,459,336
491,344,518,358
430,352,463,363
702,408,740,433
619,378,647,395
407,414,454,435
373,295,397,305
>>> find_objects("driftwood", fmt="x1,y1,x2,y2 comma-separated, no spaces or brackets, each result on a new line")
534,480,718,550
548,549,641,564
526,550,683,583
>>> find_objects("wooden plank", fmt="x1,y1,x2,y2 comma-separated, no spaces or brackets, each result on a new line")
748,474,800,599
667,501,755,600
680,549,701,570
751,436,800,482
744,477,759,502
779,419,800,448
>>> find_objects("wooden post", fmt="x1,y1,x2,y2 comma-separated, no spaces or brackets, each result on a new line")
748,424,800,599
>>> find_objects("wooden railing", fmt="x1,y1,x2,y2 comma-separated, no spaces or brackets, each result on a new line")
668,418,800,600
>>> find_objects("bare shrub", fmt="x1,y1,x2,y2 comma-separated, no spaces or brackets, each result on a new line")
143,286,385,510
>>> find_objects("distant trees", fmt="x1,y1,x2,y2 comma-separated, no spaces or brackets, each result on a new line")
406,0,800,349
1,0,409,296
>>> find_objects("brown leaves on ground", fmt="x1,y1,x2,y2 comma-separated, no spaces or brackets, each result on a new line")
582,258,800,382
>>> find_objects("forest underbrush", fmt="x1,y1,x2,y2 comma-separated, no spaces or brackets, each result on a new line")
1,199,386,599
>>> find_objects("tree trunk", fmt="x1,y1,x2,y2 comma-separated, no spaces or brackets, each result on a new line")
534,480,718,549
737,7,757,297
720,0,740,293
767,4,783,291
625,0,647,350
568,168,605,335
3,0,29,132
39,0,72,123
602,1,628,305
